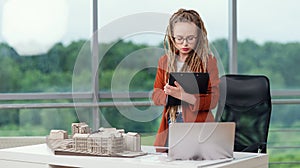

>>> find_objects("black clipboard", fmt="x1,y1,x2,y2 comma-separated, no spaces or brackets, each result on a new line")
167,72,210,106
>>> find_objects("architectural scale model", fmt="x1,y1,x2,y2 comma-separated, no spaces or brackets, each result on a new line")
47,122,145,157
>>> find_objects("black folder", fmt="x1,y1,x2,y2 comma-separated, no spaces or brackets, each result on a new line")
167,72,209,106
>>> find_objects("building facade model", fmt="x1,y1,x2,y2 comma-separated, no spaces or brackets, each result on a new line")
48,122,141,156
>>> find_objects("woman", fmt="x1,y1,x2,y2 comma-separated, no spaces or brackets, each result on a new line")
152,8,220,151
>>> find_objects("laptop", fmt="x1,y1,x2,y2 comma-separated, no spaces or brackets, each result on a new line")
167,72,210,106
168,122,235,160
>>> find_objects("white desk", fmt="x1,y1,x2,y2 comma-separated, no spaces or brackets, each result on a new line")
0,144,268,168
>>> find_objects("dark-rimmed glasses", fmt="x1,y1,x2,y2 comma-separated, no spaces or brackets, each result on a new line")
173,35,197,44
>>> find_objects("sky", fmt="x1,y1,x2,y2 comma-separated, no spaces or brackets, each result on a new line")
0,0,300,55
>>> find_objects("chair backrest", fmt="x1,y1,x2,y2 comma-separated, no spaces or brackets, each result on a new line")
215,74,272,153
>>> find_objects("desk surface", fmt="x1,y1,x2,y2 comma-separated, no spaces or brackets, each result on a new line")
0,144,268,168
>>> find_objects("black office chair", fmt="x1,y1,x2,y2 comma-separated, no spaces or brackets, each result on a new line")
215,74,272,153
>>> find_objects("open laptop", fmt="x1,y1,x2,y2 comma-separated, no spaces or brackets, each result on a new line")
168,122,235,160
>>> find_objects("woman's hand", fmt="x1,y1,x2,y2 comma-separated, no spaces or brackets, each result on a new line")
164,81,182,99
164,81,196,104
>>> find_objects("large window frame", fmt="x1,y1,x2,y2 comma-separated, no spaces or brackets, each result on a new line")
0,0,300,166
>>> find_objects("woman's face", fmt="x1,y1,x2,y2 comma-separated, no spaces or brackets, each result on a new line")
173,22,198,56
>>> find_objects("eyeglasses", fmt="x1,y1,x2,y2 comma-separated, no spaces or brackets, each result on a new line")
173,35,197,44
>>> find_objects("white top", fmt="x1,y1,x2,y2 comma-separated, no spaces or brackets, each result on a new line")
176,61,184,72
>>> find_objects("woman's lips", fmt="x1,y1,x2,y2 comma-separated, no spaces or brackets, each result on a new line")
182,48,190,51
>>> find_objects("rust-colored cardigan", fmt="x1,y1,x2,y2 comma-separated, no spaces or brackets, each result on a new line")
152,55,220,151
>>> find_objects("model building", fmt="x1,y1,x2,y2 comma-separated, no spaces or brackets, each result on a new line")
47,122,142,156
